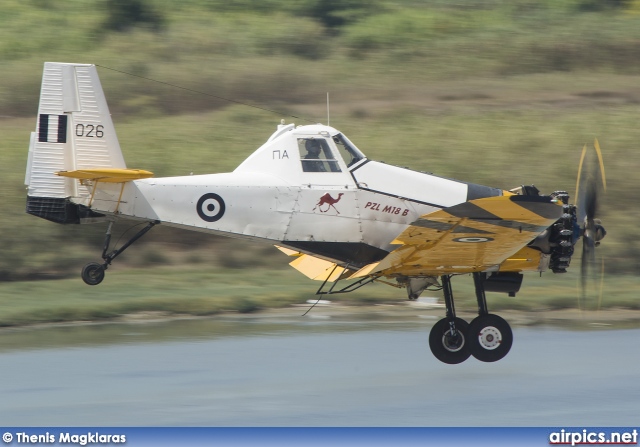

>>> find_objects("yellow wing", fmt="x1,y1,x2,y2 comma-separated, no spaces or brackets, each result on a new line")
354,195,563,277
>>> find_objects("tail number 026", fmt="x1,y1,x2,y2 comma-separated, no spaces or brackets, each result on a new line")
76,124,104,138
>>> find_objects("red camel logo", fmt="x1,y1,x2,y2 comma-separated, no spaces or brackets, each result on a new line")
313,193,344,214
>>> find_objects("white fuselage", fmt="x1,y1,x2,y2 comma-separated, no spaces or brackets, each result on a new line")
24,63,505,269
89,125,501,266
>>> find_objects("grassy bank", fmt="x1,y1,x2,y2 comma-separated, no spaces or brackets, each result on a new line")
0,262,637,327
0,264,389,327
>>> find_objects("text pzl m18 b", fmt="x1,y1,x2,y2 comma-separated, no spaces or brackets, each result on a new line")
25,63,606,364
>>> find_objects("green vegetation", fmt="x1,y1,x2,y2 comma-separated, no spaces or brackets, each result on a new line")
0,266,313,327
1,0,640,325
0,266,637,328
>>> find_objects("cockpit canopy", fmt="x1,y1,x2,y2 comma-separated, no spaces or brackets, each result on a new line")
234,123,367,183
299,133,365,173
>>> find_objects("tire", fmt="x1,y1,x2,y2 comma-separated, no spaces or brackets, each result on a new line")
82,262,105,286
428,317,471,364
468,314,513,362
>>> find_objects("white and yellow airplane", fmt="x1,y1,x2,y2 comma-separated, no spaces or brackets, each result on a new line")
25,62,606,364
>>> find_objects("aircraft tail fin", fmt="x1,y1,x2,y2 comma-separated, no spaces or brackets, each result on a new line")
25,62,127,223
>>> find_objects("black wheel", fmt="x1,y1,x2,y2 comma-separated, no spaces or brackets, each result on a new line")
82,262,105,286
428,317,471,364
468,314,513,362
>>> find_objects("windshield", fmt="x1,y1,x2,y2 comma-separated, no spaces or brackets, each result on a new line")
332,133,365,168
298,138,341,173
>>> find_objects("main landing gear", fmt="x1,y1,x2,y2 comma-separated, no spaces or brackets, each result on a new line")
81,220,158,286
428,273,513,364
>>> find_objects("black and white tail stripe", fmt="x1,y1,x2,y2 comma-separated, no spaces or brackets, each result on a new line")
38,114,67,143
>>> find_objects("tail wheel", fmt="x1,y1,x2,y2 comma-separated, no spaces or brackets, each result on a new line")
428,317,471,364
82,262,105,286
468,314,513,362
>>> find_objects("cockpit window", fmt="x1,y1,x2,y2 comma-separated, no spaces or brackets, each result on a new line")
332,133,365,168
298,138,341,172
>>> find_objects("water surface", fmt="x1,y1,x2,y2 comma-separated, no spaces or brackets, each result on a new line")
1,315,637,426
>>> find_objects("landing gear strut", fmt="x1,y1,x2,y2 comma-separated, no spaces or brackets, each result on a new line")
428,275,471,364
81,220,159,286
428,273,513,364
467,272,513,363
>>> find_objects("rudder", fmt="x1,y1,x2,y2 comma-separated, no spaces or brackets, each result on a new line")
26,62,126,223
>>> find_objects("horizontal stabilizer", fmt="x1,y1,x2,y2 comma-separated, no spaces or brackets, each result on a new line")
56,168,153,183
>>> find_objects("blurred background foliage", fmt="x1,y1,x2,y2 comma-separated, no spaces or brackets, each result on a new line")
1,0,639,304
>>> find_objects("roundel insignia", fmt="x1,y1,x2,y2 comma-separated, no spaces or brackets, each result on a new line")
452,237,494,243
197,193,226,222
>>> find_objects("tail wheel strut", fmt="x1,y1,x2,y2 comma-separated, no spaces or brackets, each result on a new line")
81,220,159,286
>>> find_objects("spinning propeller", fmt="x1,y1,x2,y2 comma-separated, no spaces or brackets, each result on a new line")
575,139,607,305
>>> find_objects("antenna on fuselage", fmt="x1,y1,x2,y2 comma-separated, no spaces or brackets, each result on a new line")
326,92,330,126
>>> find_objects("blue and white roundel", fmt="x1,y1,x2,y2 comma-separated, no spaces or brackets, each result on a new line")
452,237,494,243
197,193,226,222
